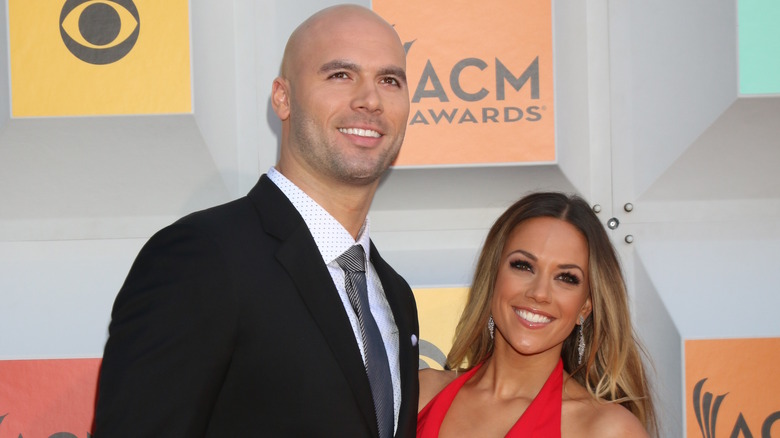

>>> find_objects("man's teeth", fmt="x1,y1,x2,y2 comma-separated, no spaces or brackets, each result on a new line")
339,128,381,138
515,309,551,323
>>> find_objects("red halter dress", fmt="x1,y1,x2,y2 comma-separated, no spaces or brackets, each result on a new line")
417,359,563,437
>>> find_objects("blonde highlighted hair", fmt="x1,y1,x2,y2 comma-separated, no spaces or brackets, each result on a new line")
446,192,657,435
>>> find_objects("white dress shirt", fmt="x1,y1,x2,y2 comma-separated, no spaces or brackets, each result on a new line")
267,167,401,432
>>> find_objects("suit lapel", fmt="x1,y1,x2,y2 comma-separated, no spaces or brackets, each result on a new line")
249,176,379,437
370,242,420,436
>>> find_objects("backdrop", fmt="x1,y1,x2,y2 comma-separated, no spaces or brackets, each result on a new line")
1,1,779,437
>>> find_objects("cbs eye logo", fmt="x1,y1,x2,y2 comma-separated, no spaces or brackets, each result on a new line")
60,0,140,65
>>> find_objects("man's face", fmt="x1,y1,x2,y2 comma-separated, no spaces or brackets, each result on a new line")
282,12,410,186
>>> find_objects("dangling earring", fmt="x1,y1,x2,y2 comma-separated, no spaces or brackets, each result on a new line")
488,315,495,340
577,315,586,365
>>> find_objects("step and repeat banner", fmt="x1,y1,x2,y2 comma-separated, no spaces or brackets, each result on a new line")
2,0,778,436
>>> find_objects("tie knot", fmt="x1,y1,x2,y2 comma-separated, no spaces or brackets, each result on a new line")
337,245,366,273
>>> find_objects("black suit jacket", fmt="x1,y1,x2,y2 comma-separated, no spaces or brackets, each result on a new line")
95,175,420,437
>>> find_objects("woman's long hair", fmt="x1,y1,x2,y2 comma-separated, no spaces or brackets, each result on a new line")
446,192,657,435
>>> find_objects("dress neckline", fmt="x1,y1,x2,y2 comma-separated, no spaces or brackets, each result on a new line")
417,358,564,437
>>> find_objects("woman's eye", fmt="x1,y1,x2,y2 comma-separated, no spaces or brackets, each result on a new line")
510,260,533,272
557,272,581,285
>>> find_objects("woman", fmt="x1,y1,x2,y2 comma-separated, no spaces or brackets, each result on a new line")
418,192,657,437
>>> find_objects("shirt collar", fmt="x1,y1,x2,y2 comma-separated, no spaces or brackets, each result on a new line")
267,166,370,265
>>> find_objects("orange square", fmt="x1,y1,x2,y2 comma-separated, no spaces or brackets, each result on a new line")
373,0,555,166
685,338,780,437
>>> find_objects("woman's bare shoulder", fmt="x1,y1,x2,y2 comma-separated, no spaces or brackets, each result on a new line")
564,397,649,438
418,368,458,412
590,402,648,437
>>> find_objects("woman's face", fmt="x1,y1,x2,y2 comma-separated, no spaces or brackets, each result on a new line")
490,216,592,359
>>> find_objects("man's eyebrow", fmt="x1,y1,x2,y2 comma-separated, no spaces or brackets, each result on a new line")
318,60,360,74
318,61,407,85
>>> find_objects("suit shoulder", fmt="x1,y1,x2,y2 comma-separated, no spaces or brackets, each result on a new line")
175,196,256,229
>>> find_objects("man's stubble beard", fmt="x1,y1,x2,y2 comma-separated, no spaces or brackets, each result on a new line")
290,109,405,186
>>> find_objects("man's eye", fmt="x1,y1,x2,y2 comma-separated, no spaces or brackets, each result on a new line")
330,72,349,79
381,77,400,87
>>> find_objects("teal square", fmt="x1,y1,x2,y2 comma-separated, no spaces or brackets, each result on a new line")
739,0,780,95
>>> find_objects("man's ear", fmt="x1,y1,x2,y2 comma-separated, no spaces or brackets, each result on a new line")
271,77,291,120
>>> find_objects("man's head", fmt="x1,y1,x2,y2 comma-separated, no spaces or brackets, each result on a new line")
272,4,410,189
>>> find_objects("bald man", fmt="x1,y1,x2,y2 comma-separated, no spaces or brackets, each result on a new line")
94,5,419,437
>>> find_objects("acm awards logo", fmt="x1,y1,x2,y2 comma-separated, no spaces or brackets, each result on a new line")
693,378,780,438
403,39,544,127
60,0,140,65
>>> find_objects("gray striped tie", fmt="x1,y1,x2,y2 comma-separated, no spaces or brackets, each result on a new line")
337,245,394,438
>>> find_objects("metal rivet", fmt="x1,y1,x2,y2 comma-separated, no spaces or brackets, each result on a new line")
625,235,634,244
592,204,602,213
624,203,634,212
607,218,619,230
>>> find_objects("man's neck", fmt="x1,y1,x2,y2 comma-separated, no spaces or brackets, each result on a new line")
274,165,378,240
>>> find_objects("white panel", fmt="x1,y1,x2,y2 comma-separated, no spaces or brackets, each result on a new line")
253,0,282,179
236,0,268,194
583,0,614,210
373,232,482,287
0,239,145,359
373,166,577,286
634,221,780,339
192,1,265,197
554,0,614,207
633,252,684,438
0,116,230,241
610,0,738,200
191,1,239,195
641,97,780,203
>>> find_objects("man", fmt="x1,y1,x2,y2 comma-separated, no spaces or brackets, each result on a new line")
94,5,419,436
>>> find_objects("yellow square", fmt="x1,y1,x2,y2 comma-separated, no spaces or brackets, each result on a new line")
9,0,192,117
414,287,468,369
